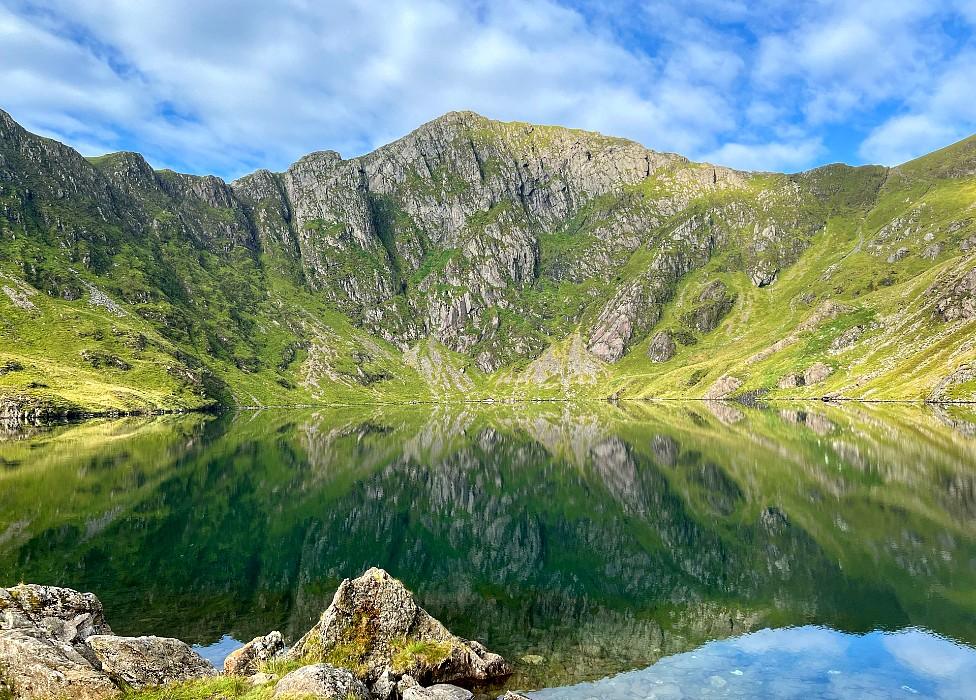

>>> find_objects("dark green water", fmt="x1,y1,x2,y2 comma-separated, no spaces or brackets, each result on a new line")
1,401,975,696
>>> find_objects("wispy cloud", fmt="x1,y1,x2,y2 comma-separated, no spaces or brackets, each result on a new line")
0,0,973,178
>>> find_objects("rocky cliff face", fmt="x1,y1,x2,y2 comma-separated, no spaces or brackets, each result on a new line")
1,108,974,408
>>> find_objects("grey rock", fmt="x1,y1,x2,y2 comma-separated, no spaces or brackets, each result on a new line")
682,280,735,333
497,693,533,700
887,246,909,263
703,375,742,399
778,373,804,389
750,264,778,287
288,567,512,687
0,628,119,700
223,630,284,675
273,664,371,699
85,635,217,688
935,267,976,322
830,325,864,353
403,683,474,700
803,362,833,386
0,584,112,644
647,330,676,362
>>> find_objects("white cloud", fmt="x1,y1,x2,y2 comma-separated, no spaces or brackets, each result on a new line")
859,50,976,165
703,138,824,172
0,0,972,177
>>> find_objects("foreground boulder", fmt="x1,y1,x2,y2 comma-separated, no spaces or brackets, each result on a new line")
224,630,285,675
0,584,214,699
273,663,371,699
0,628,119,700
0,584,112,643
287,568,513,691
85,635,217,687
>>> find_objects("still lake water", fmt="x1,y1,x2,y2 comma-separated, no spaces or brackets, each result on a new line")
1,401,975,698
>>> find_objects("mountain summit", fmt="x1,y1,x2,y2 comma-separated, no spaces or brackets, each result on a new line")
1,108,974,415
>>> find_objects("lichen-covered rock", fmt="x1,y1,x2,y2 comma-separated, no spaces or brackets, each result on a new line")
223,630,284,675
647,330,676,362
84,635,217,688
0,584,113,644
803,362,833,386
0,628,119,700
497,693,532,700
287,568,513,688
273,663,371,699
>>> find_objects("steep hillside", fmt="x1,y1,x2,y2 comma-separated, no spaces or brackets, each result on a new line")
1,109,974,414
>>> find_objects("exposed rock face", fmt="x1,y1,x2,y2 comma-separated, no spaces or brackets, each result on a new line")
287,568,512,690
936,267,976,321
682,280,735,333
803,362,833,386
273,663,371,699
84,635,217,688
830,325,865,353
703,375,742,399
778,373,804,389
647,330,676,362
223,630,284,675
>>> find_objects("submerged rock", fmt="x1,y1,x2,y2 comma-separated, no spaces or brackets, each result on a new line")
273,663,371,699
287,567,513,690
224,630,284,675
85,635,217,688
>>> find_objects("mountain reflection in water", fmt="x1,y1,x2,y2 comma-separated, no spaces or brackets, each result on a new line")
1,401,974,693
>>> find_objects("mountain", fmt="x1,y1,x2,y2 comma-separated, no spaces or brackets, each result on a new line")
0,108,974,415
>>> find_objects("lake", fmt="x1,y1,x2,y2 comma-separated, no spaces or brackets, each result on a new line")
1,401,975,698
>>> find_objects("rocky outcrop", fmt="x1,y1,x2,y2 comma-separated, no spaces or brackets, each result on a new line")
647,330,676,363
273,664,371,700
287,568,512,691
224,631,285,675
682,280,735,333
703,375,742,400
935,267,976,321
803,362,833,386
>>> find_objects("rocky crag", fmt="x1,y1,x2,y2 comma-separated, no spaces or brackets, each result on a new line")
0,570,515,699
1,108,975,412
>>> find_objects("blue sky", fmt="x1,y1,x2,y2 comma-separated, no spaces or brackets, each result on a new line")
1,0,975,180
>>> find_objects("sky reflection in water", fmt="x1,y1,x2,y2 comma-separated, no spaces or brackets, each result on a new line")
529,626,976,699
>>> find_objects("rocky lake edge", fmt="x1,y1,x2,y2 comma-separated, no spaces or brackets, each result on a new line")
0,568,531,700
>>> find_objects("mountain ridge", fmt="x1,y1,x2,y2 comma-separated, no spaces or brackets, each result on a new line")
1,107,974,416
